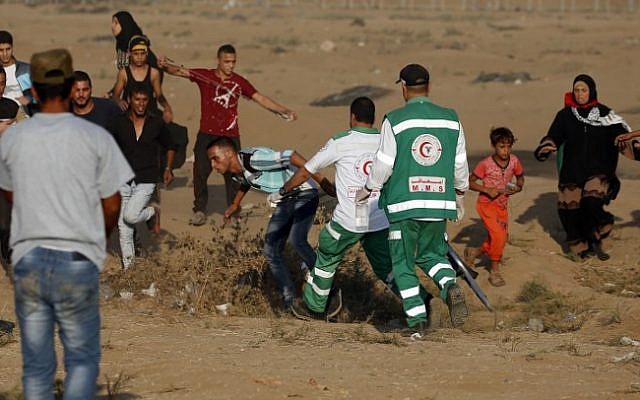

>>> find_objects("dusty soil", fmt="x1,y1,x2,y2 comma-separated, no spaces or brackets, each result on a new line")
2,2,640,399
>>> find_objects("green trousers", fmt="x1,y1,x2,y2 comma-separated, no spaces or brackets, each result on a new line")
388,219,457,327
302,220,429,313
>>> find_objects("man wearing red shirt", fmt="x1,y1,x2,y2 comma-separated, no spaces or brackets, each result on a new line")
159,44,297,225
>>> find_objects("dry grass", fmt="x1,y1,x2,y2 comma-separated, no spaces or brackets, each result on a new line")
103,218,276,317
105,371,134,398
346,323,405,347
102,217,405,325
0,387,23,400
576,265,640,297
514,278,591,333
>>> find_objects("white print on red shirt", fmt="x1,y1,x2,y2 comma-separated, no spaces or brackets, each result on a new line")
213,82,240,109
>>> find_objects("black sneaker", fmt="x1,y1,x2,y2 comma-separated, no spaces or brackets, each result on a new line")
593,242,610,261
290,298,324,321
325,288,343,320
445,283,468,328
579,248,596,259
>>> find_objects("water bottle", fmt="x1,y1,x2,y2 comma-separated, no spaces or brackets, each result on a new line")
355,201,369,230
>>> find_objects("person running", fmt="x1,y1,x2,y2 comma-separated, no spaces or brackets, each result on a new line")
357,64,470,334
0,48,133,399
107,83,176,270
534,74,631,260
207,137,330,308
112,35,173,123
158,44,297,226
71,70,121,128
280,97,432,321
465,127,524,287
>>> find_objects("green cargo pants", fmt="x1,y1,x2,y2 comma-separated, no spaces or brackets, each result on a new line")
303,220,429,313
388,219,457,327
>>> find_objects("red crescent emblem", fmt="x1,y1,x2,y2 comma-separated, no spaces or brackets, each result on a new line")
362,160,373,175
419,142,431,158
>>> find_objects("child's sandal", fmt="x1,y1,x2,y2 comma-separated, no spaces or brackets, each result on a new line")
489,271,506,287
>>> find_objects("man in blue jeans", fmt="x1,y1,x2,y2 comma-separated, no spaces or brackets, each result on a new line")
0,49,133,399
207,137,338,309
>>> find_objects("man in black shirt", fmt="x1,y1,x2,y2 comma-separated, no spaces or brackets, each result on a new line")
71,70,121,128
107,83,176,270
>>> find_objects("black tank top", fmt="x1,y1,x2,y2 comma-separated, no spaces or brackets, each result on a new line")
123,66,159,116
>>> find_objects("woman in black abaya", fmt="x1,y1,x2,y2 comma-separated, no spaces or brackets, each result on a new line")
535,74,631,260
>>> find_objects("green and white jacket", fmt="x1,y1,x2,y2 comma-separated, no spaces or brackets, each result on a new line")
366,96,469,222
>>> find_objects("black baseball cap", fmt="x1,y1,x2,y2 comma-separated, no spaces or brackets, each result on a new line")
395,64,429,86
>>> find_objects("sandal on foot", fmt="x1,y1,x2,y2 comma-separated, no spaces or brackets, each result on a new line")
488,272,506,287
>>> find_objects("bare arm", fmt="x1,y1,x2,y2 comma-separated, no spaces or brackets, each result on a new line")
224,186,249,219
151,68,173,123
469,173,500,199
282,166,312,194
615,129,640,145
251,92,297,121
111,69,128,111
290,151,324,185
514,175,525,192
163,149,176,187
101,192,122,238
158,56,191,79
288,151,335,196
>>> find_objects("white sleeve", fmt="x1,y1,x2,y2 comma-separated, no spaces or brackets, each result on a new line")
366,118,395,190
454,123,470,192
304,138,338,174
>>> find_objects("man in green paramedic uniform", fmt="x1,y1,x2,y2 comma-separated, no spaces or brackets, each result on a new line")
279,97,431,320
357,64,470,332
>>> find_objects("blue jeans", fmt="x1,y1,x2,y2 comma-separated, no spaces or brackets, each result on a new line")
12,247,100,400
263,189,318,305
118,182,156,269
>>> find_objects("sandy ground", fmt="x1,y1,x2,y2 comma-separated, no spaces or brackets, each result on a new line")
1,3,640,399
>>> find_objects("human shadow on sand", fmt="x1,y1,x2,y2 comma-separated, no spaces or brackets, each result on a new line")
205,183,234,216
450,217,485,248
613,209,640,229
515,191,566,248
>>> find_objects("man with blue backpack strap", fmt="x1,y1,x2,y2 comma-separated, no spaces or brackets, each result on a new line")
206,137,339,312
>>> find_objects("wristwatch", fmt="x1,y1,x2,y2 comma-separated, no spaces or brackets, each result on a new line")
279,187,288,196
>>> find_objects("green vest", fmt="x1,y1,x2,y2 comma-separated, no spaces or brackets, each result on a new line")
379,96,460,222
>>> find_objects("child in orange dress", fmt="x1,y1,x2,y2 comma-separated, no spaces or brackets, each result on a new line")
465,127,524,287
